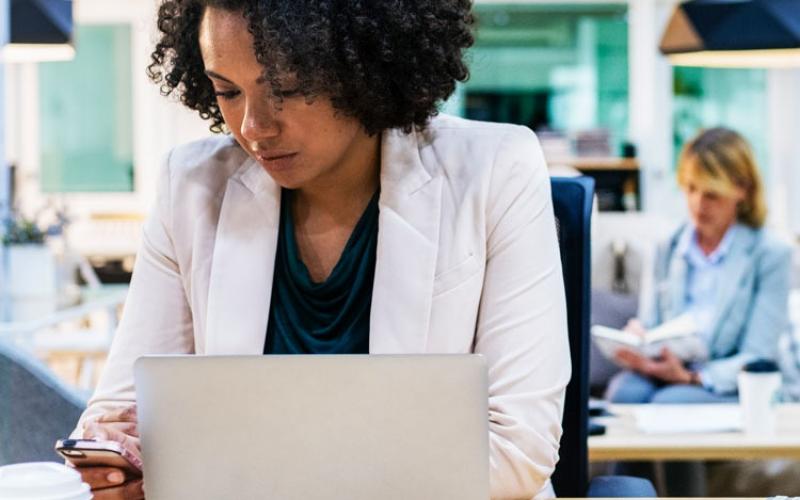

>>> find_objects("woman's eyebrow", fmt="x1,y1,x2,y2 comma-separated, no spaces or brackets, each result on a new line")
205,70,233,83
205,69,268,86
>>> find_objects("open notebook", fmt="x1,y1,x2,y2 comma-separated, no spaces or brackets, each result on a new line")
592,313,708,363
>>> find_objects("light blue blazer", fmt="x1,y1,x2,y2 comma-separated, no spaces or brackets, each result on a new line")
638,224,792,394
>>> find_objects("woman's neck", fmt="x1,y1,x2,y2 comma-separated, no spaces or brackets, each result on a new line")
293,133,380,224
696,223,734,256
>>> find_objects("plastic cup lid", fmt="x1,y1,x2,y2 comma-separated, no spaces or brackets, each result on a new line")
743,359,780,373
0,462,91,499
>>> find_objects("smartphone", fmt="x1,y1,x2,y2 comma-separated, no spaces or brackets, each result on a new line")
55,439,142,474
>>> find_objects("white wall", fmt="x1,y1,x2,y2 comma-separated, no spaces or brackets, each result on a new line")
627,0,683,217
0,0,8,289
0,0,7,221
767,69,800,238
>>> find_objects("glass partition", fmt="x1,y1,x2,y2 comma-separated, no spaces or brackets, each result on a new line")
461,3,629,156
672,67,769,180
38,25,134,193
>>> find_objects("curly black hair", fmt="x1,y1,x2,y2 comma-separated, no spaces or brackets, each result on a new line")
147,0,474,135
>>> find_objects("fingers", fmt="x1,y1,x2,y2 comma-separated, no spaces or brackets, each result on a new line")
624,319,646,337
615,348,645,370
124,478,145,500
83,405,139,439
660,346,679,364
83,420,132,442
97,405,138,424
83,421,110,441
614,350,633,368
617,349,666,378
93,421,140,438
82,423,143,470
656,347,682,371
76,466,128,490
82,406,141,450
91,478,145,500
640,362,661,377
617,346,687,382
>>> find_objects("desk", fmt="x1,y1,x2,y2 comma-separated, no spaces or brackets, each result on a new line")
589,404,800,462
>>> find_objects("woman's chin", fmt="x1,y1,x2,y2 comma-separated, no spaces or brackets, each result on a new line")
261,169,307,190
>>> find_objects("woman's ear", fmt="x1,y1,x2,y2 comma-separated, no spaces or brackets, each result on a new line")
733,185,747,203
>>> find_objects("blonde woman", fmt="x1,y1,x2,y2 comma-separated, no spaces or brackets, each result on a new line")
607,127,791,403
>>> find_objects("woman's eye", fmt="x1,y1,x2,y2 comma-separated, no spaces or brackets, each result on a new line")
214,90,240,100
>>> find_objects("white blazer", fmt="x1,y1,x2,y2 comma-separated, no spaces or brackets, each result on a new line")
76,114,570,499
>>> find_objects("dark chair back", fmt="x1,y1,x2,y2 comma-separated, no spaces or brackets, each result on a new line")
0,340,87,464
549,176,594,497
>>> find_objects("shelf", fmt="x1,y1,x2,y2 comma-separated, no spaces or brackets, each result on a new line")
546,157,639,171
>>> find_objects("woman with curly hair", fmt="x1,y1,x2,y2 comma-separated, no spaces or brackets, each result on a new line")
71,1,570,498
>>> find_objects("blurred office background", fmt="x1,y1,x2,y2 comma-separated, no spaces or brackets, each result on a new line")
2,1,800,496
5,0,799,253
1,1,800,488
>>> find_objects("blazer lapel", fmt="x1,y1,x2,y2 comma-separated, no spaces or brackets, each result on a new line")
667,247,688,320
370,128,442,354
206,158,281,354
205,128,441,355
708,227,756,344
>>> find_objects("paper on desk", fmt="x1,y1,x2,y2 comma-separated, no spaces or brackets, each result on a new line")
634,405,742,434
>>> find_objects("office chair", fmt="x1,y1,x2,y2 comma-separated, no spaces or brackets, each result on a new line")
0,340,87,465
550,176,656,497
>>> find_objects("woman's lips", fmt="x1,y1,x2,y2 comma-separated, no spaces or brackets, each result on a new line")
254,151,297,172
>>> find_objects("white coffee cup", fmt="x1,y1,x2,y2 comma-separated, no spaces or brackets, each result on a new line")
738,359,782,435
0,462,92,500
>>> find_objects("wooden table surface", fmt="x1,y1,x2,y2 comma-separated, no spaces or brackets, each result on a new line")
589,403,800,462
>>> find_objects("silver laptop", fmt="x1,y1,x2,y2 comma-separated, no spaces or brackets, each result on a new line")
134,355,488,500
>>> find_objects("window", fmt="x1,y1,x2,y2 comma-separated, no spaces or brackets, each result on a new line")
672,67,769,178
39,24,133,192
461,4,629,155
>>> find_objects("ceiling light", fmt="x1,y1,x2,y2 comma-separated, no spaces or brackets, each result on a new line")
4,0,73,63
660,0,800,68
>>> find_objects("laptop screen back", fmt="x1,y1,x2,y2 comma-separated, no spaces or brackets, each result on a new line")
134,354,488,500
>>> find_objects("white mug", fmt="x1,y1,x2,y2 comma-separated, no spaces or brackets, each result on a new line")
738,360,782,435
0,462,92,500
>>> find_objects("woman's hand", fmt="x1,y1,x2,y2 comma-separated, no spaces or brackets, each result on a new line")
615,346,693,384
78,474,144,500
77,405,143,493
623,319,647,338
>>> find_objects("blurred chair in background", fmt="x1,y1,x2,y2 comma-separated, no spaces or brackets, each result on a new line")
0,340,87,465
588,212,681,396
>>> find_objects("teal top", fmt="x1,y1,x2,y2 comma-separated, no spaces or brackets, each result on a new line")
264,189,379,354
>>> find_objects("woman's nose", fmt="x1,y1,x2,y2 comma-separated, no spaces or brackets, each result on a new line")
240,99,279,143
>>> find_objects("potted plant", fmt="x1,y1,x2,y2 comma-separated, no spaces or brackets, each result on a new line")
2,213,58,298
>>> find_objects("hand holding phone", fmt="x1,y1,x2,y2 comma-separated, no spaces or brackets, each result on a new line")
56,438,142,474
64,404,143,491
